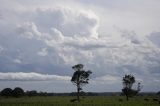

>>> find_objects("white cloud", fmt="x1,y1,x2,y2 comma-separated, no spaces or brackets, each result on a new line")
32,8,99,38
92,75,121,85
50,28,64,41
0,72,71,81
13,59,22,64
17,22,41,39
0,46,4,53
37,48,48,56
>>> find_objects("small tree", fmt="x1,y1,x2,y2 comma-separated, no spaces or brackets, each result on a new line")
122,74,141,101
12,87,24,97
0,88,13,97
71,64,92,102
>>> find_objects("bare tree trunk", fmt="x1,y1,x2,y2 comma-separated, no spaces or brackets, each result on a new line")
77,87,80,102
126,88,129,101
77,71,80,102
77,84,80,102
126,95,129,101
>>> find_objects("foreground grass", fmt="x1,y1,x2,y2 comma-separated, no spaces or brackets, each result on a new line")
0,96,159,106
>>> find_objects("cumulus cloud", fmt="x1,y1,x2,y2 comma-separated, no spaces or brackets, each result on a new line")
147,32,160,48
17,22,42,39
32,8,99,38
0,6,160,77
0,72,71,81
37,48,48,56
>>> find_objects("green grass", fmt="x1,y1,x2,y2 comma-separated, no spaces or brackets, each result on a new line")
0,96,159,106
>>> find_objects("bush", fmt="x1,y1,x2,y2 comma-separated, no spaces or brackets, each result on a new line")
12,87,24,97
157,91,160,95
1,88,13,97
26,90,37,97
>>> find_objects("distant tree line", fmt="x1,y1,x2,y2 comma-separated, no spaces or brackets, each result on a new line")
0,87,52,97
1,87,159,98
0,88,98,97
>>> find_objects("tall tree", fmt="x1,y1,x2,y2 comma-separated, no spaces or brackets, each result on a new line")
71,64,92,102
122,74,141,101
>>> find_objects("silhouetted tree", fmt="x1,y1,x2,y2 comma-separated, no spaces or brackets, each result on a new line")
71,64,92,102
122,74,142,101
12,87,24,97
0,88,13,97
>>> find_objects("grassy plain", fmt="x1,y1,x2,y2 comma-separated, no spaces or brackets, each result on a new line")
0,96,159,106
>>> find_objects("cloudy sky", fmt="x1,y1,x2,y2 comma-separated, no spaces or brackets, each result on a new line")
0,0,160,92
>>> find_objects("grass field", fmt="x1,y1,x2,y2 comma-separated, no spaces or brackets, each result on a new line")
0,96,160,106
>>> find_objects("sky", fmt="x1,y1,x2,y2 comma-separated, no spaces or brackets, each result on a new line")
0,0,160,92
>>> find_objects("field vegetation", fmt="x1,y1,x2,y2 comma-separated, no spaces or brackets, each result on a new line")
0,96,160,106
